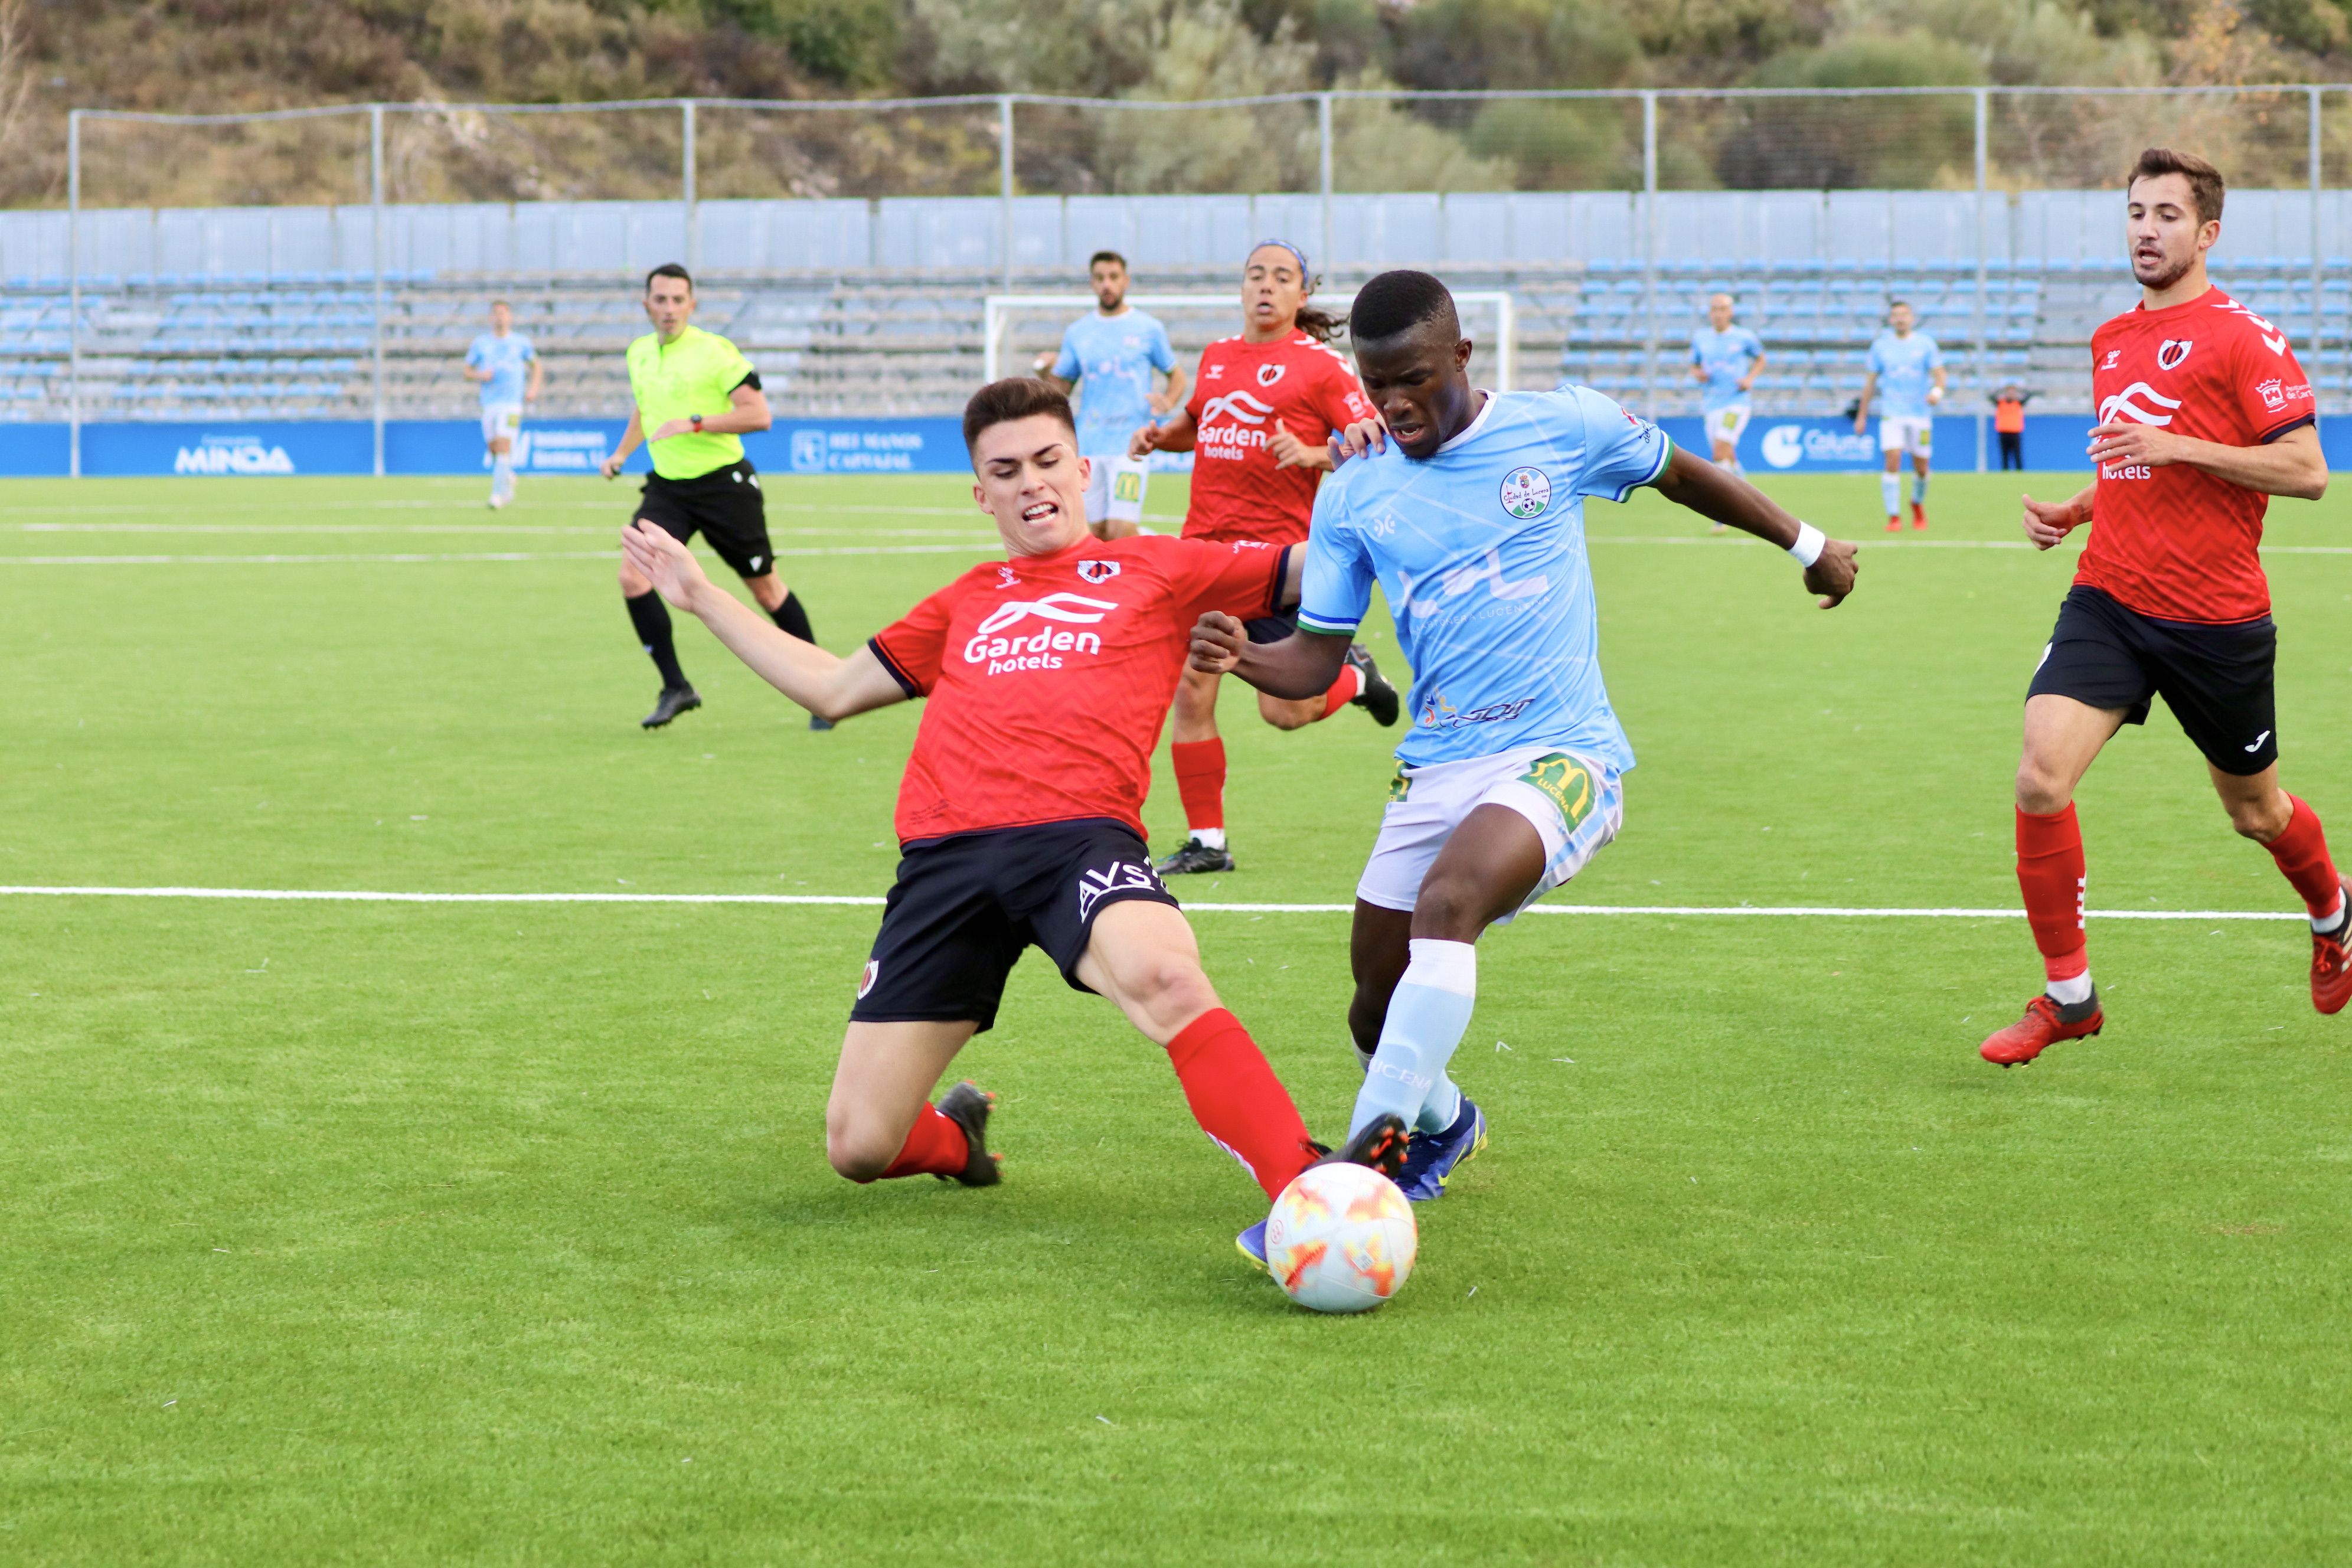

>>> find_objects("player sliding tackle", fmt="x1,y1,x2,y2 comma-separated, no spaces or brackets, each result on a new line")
620,377,1406,1244
1189,272,1859,1257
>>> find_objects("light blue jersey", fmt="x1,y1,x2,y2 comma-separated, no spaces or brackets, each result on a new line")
1866,329,1942,419
1299,386,1671,773
1690,325,1764,412
1053,309,1178,458
466,332,535,408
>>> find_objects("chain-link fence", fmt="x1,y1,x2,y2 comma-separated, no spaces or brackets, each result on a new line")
25,86,2352,468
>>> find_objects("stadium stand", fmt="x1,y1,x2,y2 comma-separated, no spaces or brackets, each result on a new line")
2,256,2342,424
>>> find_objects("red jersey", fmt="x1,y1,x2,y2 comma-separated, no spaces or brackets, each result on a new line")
2080,288,2315,623
1183,331,1374,545
868,534,1289,844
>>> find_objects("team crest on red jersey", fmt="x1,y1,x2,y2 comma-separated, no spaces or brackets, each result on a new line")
1256,363,1287,387
1076,558,1121,583
2158,339,2193,370
2258,378,2286,411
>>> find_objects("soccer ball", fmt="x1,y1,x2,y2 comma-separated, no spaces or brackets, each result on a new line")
1264,1162,1417,1313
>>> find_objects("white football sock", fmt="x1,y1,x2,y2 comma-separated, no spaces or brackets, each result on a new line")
2047,971,2095,1007
1191,827,1226,851
2313,893,2347,934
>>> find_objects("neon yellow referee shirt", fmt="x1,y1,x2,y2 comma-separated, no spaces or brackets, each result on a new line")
625,325,758,480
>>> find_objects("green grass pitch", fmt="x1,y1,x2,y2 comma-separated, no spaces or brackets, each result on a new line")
5,467,2350,1564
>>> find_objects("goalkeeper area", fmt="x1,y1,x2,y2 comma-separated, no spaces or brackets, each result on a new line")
7,468,2350,1564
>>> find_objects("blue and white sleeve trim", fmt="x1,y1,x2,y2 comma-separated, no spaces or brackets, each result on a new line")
1605,433,1675,504
1297,609,1361,635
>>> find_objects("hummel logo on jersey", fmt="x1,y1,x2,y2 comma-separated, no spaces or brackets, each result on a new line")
997,564,1021,589
1256,363,1287,387
1076,559,1121,584
963,592,1118,673
2098,382,2183,427
1204,363,1226,380
2246,730,2272,752
2101,349,2122,370
2158,338,2192,370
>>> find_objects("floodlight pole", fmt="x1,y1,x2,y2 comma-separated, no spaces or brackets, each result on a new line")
67,108,80,479
1974,87,1988,473
1639,90,1657,414
1318,93,1334,275
682,99,700,273
2309,86,2324,375
998,95,1015,289
371,103,386,478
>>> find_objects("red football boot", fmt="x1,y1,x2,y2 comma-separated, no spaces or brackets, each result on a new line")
1885,515,1903,533
1980,990,2103,1067
1911,501,1929,531
2311,882,2351,1015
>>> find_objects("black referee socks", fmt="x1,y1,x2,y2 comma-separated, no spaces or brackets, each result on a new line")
625,590,689,691
770,591,814,645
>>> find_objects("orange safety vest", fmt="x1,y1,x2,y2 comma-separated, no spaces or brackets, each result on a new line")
1994,396,2026,434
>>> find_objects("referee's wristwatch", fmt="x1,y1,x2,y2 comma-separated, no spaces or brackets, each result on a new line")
689,413,704,432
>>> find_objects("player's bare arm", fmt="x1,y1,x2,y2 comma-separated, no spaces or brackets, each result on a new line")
1149,362,1189,416
621,522,902,721
526,354,545,404
650,381,771,444
1853,370,1876,432
2020,485,2094,550
1740,350,1765,393
600,407,645,479
2086,420,2324,501
1268,417,1336,472
1651,447,1859,607
1189,611,1350,700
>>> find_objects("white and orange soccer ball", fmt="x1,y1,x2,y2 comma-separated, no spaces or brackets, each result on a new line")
1263,1162,1417,1313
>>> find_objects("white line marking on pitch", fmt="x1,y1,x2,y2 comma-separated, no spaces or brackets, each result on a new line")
0,544,999,566
0,884,2305,921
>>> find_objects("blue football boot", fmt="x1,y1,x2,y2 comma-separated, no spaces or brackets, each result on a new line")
1395,1096,1487,1203
1234,1113,1409,1273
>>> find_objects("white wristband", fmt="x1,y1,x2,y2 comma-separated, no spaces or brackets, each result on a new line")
1788,522,1826,569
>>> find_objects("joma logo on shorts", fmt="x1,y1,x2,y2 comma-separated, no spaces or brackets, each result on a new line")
1076,860,1164,918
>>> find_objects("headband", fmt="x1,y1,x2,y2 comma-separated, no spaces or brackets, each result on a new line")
1248,239,1311,276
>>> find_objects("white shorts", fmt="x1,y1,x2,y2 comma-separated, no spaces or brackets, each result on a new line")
1084,458,1150,526
1356,746,1625,925
482,404,523,446
1703,405,1752,449
1879,416,1932,459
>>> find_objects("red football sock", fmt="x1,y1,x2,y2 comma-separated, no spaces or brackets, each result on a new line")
865,1100,969,1182
1165,1008,1320,1200
2266,795,2344,918
1171,738,1226,833
1315,664,1365,721
2017,805,2089,981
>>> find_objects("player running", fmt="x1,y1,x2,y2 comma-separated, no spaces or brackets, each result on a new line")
619,377,1406,1249
600,263,823,732
1129,240,1402,876
1980,147,2345,1067
1690,292,1765,478
1035,250,1184,540
1189,271,1858,1252
1854,301,1946,531
463,299,541,510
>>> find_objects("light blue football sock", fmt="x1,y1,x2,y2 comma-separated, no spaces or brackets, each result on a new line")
1912,471,1929,508
492,452,515,499
1879,471,1902,517
1414,1074,1464,1135
1348,939,1476,1139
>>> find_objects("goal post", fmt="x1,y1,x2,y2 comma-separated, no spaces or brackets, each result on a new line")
984,292,1517,394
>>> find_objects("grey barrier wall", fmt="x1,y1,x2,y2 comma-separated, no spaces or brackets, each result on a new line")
14,187,2352,282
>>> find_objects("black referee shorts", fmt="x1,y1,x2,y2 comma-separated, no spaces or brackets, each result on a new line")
2027,584,2279,775
633,459,778,580
851,819,1180,1033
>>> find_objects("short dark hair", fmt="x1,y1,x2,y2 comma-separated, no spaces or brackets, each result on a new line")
1350,269,1458,343
1887,298,1912,314
1089,250,1128,272
645,262,692,293
2129,146,2226,226
963,377,1077,455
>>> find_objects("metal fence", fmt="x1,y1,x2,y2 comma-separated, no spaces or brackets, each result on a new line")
43,86,2352,472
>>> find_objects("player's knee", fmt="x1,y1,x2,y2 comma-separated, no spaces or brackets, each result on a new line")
1127,952,1217,1028
824,1112,897,1183
2014,757,2072,815
1410,874,1489,941
2226,793,2289,842
1259,695,1313,731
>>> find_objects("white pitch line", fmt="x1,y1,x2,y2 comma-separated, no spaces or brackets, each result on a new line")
14,523,999,539
0,543,1001,566
0,884,2305,921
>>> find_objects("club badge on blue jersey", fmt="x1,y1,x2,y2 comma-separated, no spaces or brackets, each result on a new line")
1500,467,1551,519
